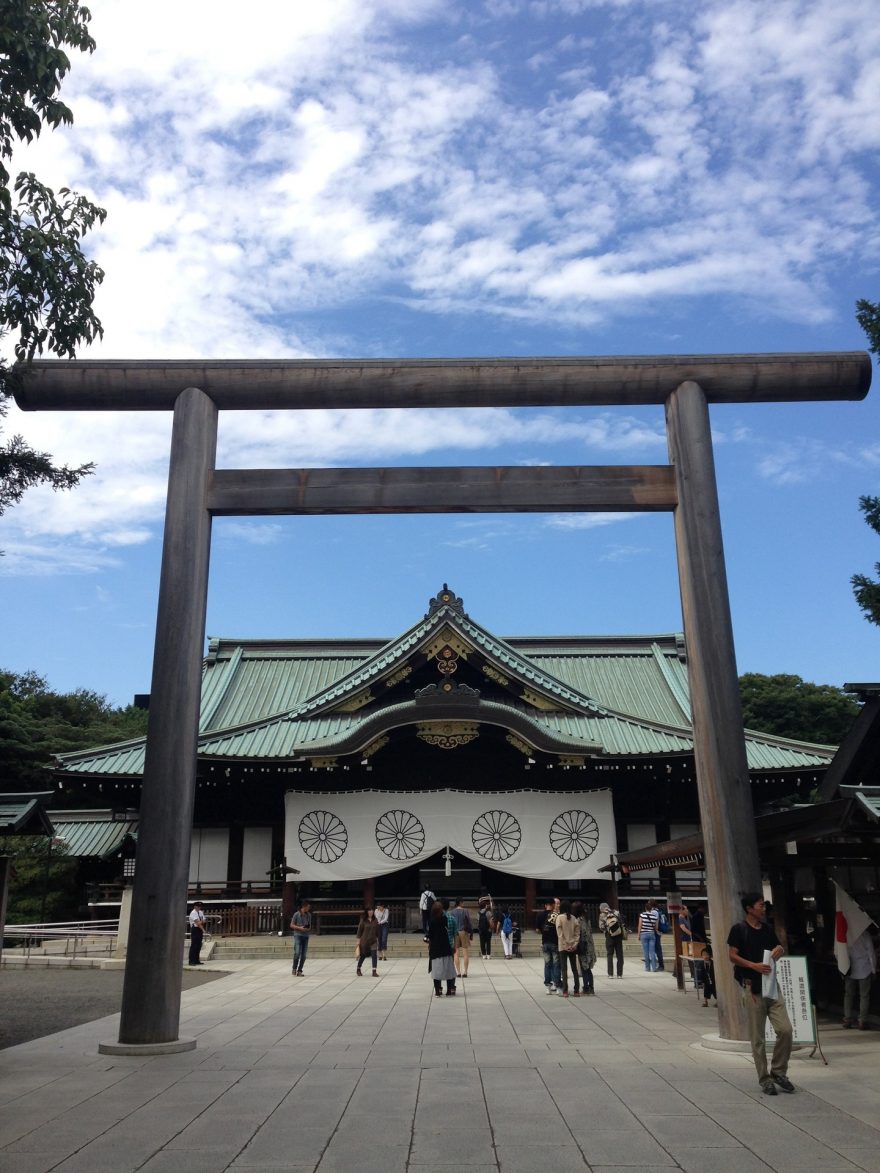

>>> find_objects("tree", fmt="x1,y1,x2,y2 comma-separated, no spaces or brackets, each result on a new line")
739,673,859,746
853,301,880,624
2,834,78,922
0,668,148,792
0,0,106,518
851,495,880,626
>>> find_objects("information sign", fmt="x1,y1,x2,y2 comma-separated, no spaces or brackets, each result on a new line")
765,956,815,1045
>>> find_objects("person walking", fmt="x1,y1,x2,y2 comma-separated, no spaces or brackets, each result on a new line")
573,901,596,994
419,887,436,940
727,893,795,1096
356,907,380,976
451,898,473,977
599,901,625,977
478,898,494,959
637,901,660,971
375,899,390,961
556,899,581,996
290,898,311,976
188,901,206,966
427,900,457,996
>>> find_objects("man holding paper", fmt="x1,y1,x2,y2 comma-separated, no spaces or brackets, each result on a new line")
727,893,795,1096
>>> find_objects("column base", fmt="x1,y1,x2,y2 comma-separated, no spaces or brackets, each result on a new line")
98,1037,197,1056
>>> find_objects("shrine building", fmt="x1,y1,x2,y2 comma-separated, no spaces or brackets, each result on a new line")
51,584,834,917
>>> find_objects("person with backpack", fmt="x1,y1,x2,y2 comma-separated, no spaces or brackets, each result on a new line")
419,887,436,941
500,908,514,958
599,901,625,977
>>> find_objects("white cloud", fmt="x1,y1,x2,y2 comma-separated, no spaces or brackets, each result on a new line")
4,0,879,576
545,512,645,529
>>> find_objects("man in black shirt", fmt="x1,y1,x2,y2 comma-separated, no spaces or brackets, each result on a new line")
727,893,794,1096
536,898,560,993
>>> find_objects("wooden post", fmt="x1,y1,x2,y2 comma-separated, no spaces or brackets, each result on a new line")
116,388,217,1046
524,877,536,932
666,380,761,1041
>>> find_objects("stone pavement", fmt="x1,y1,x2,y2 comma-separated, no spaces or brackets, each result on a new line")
0,954,878,1173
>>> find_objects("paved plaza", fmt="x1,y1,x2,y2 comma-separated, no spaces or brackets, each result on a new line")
1,954,878,1173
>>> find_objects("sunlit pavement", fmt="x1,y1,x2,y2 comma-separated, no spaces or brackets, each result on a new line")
1,956,878,1172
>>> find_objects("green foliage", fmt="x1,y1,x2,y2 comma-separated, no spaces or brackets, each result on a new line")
739,672,859,746
851,494,880,626
855,299,880,356
0,668,148,791
0,0,104,518
3,834,78,923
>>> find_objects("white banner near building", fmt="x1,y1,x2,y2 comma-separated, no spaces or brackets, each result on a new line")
284,788,616,881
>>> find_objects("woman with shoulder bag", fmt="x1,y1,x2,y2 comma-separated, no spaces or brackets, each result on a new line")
356,907,380,976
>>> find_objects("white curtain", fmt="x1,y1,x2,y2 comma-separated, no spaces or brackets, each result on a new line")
284,788,616,880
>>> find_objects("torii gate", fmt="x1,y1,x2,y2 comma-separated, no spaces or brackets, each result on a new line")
15,352,871,1052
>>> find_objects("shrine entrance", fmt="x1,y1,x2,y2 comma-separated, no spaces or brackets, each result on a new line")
15,351,870,1049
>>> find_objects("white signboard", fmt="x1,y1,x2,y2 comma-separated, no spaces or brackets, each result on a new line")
765,956,815,1045
284,788,616,881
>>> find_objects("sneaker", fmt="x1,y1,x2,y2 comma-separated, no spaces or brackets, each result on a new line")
761,1080,778,1096
842,1018,852,1029
771,1074,795,1093
858,1021,869,1030
545,986,555,995
297,970,304,976
559,990,568,997
549,984,557,992
572,991,581,997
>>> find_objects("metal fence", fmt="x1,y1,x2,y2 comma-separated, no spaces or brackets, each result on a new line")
2,919,120,961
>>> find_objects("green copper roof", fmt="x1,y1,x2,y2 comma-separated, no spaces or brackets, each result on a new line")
55,588,836,778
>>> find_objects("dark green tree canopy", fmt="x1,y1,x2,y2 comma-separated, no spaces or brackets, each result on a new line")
739,672,859,746
0,667,147,791
0,0,105,519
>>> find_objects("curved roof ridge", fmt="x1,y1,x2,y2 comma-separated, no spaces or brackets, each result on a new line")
286,600,614,721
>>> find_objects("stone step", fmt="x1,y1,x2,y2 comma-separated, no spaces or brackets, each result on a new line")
208,933,648,961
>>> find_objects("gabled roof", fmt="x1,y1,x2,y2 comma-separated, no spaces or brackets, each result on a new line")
0,792,55,836
51,810,139,858
54,586,836,778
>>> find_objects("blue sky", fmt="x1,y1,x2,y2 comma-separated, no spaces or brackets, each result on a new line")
2,0,879,708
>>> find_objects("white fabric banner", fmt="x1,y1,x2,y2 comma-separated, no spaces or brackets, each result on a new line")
284,788,616,880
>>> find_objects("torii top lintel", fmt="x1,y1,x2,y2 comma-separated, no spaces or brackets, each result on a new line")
13,352,871,412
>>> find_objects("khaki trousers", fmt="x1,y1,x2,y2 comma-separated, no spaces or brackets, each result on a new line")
744,988,793,1083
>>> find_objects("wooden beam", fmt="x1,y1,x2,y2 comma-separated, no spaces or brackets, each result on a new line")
14,351,870,411
207,465,677,516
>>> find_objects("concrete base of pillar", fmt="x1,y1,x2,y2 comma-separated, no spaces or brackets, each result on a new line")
98,1037,197,1056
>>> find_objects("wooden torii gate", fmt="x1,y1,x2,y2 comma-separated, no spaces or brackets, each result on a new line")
15,352,871,1051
